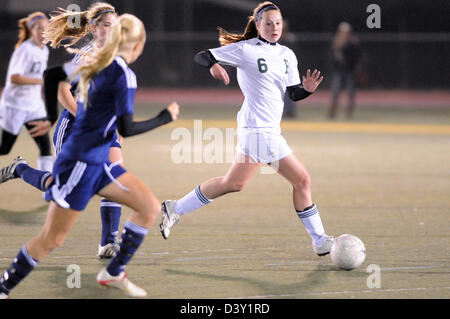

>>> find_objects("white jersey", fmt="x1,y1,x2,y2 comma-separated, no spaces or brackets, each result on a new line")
0,38,49,111
210,37,301,134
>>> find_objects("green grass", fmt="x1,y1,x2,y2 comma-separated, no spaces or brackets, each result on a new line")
0,104,449,299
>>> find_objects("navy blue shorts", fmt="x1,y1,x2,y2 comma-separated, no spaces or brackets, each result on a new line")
45,160,127,211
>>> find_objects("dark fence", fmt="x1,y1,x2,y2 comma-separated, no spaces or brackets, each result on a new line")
0,31,449,89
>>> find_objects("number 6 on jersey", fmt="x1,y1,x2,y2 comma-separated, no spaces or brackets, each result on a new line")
257,58,268,73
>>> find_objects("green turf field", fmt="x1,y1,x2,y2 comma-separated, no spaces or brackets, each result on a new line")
0,103,449,299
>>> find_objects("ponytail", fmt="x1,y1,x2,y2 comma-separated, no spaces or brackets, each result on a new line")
218,17,258,46
218,1,279,46
44,2,116,48
16,11,47,49
44,8,90,48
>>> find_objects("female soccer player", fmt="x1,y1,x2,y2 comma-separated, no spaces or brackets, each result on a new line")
46,2,123,259
161,2,334,256
0,12,52,174
0,3,124,258
0,13,179,298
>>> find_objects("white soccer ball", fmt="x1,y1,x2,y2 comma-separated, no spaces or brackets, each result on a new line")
330,234,366,270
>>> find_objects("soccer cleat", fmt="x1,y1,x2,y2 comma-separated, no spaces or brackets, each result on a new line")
97,243,119,259
0,292,8,299
160,200,180,240
0,156,27,184
313,235,335,256
96,267,147,297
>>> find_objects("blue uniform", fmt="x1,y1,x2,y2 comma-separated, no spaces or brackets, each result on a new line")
53,43,121,157
45,56,136,211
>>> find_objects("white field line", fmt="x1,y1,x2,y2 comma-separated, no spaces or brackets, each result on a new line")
227,286,450,299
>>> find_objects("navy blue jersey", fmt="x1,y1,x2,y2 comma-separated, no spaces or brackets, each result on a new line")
57,56,135,165
53,42,91,155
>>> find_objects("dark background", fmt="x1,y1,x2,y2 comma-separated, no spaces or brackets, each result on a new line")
0,0,449,89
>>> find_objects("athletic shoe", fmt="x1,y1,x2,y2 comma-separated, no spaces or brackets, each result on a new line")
0,156,27,184
313,235,335,256
96,267,147,297
0,292,8,299
97,243,119,259
160,200,180,240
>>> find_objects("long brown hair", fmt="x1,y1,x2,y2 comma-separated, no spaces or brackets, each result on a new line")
75,14,146,106
218,1,280,46
16,11,48,49
44,2,116,48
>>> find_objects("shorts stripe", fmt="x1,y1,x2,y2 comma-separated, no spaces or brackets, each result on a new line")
103,163,129,191
51,161,87,209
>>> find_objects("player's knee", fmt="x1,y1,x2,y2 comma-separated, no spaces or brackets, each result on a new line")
140,193,161,219
148,199,161,218
293,172,311,191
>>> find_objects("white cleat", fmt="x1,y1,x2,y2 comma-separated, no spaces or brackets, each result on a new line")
313,235,335,256
0,156,27,184
96,267,147,298
160,200,180,240
97,243,119,259
0,292,9,299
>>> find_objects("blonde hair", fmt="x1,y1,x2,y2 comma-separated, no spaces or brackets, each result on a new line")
16,11,48,49
218,1,280,46
44,2,116,48
76,14,146,106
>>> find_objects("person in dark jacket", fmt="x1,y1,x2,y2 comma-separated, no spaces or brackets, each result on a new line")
328,22,360,119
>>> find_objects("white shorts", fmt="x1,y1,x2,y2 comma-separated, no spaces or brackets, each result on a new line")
0,106,47,135
236,128,293,164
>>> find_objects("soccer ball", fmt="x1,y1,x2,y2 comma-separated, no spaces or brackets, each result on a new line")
330,234,366,270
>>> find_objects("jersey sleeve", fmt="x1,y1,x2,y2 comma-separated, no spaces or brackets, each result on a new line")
114,69,137,117
287,50,301,87
8,45,30,76
209,41,244,68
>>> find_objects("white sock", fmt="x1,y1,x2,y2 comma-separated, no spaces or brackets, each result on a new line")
37,155,53,172
175,185,212,215
296,204,326,246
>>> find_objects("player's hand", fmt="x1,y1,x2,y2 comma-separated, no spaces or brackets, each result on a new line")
302,69,324,93
27,120,51,137
210,63,230,85
167,102,180,121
